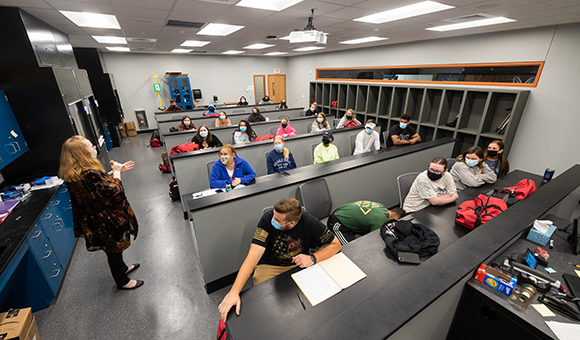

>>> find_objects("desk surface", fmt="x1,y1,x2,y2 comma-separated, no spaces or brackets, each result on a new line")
225,166,580,340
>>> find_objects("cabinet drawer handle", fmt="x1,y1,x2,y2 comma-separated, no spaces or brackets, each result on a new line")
43,213,53,220
32,230,42,238
5,143,17,154
12,142,20,152
53,219,64,231
50,200,61,206
50,269,61,278
42,250,52,259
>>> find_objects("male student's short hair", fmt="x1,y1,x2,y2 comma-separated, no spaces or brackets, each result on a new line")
366,119,375,124
274,198,302,222
400,114,411,122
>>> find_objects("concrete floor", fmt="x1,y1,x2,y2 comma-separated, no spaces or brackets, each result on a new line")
34,134,232,339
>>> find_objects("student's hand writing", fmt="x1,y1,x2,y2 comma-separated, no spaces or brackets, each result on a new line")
291,254,314,268
231,178,241,187
219,292,241,322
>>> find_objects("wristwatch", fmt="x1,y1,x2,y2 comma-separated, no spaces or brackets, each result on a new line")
310,254,317,265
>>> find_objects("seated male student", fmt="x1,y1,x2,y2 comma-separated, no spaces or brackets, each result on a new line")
403,157,459,213
328,201,405,245
353,119,380,155
164,99,183,112
218,197,341,321
386,114,421,147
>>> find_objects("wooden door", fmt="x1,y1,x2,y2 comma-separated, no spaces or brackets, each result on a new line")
253,75,266,105
268,74,286,103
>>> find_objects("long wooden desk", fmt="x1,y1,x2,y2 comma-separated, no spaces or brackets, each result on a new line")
154,103,280,122
173,125,382,213
223,164,580,339
184,138,456,292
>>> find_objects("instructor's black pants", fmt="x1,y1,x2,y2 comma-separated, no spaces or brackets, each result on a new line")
106,252,130,287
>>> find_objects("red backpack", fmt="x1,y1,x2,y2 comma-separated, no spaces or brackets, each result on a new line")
170,142,199,159
486,179,537,207
455,194,508,230
150,138,162,147
344,121,361,128
331,101,337,108
251,134,274,142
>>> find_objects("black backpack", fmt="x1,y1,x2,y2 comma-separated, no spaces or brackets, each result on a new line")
380,220,440,258
169,179,180,201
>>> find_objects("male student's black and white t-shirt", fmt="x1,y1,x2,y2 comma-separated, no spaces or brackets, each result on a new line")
252,210,334,266
386,125,417,147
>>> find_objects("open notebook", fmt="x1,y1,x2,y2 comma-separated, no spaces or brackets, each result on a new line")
291,252,367,306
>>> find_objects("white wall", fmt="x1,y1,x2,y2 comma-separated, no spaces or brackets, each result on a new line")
101,53,288,130
287,24,580,176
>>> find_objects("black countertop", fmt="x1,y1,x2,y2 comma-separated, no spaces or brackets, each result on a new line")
0,187,60,275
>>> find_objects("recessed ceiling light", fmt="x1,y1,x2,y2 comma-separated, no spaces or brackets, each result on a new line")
293,46,326,52
265,52,288,55
244,43,275,49
354,1,454,24
340,36,388,45
171,49,193,53
60,11,121,29
93,36,127,44
236,0,303,11
106,47,130,52
222,50,245,55
181,40,211,47
426,17,515,31
197,23,244,36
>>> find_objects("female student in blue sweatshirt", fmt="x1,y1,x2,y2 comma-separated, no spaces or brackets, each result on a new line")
266,136,297,174
210,144,256,189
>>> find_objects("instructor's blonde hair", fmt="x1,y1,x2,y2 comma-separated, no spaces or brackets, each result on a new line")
58,136,104,182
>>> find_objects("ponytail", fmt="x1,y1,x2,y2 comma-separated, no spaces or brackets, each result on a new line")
283,147,289,160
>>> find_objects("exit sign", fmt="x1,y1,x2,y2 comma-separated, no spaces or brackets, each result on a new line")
274,69,280,73
153,83,161,92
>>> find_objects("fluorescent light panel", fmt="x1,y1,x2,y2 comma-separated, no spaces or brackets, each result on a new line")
426,17,515,31
354,1,454,24
106,47,130,52
244,43,275,50
171,49,193,53
236,0,303,11
197,23,244,36
265,52,288,55
60,11,121,29
340,36,388,45
181,40,211,47
93,36,127,44
222,50,244,55
293,46,326,52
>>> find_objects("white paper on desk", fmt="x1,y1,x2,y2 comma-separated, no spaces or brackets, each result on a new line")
533,220,553,233
545,321,580,340
292,264,341,306
319,252,367,289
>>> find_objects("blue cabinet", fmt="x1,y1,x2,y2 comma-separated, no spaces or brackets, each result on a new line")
168,77,194,110
0,90,29,170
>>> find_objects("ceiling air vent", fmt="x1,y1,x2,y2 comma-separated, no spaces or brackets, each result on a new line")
189,51,207,53
166,20,205,29
127,37,157,43
443,13,495,23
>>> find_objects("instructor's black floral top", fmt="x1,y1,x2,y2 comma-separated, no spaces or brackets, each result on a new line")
67,169,139,254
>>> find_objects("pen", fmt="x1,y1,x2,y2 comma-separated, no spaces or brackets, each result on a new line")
574,264,580,268
296,292,306,310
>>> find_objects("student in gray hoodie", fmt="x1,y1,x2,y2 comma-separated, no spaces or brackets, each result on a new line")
450,146,497,191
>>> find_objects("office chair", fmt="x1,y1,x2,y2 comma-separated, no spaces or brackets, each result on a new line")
210,120,215,127
172,115,182,120
299,110,305,117
269,126,278,136
278,115,289,120
233,109,244,114
446,158,456,171
206,161,215,185
383,131,391,149
397,172,421,208
306,123,312,133
349,134,357,155
299,178,333,225
311,143,318,164
333,118,340,128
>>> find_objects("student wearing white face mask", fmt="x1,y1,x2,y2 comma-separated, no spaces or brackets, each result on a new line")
179,115,197,131
353,119,380,155
191,125,222,149
450,146,497,191
237,96,248,106
215,111,232,127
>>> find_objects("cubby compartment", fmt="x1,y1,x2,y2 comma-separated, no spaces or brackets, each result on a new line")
481,92,517,135
453,132,477,157
458,91,489,133
316,83,323,104
477,136,497,150
438,90,464,127
420,89,443,126
356,85,368,112
405,88,425,121
338,85,347,109
346,85,357,109
419,125,435,142
309,83,316,102
330,84,338,106
367,86,379,114
391,87,407,118
355,113,366,124
323,83,331,107
378,87,392,116
436,128,455,140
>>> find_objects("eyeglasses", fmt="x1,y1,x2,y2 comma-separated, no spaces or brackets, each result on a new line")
427,167,444,175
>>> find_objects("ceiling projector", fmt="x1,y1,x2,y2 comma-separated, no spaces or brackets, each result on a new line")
289,9,327,44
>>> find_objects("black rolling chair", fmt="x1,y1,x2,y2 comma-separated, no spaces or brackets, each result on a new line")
397,172,421,208
299,178,333,225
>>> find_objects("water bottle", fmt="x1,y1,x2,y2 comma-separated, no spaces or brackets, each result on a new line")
542,168,555,184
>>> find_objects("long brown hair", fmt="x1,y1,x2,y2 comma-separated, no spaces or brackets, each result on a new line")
316,112,329,128
58,136,105,182
456,146,485,169
484,140,510,177
180,115,193,130
195,125,213,143
274,136,290,160
251,107,264,121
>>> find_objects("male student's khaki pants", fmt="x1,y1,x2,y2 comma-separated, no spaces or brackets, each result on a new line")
253,264,297,285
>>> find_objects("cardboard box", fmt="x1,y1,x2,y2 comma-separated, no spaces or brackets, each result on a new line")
0,308,40,340
166,72,181,78
119,130,127,138
474,263,517,296
526,225,556,246
125,121,136,130
127,130,138,137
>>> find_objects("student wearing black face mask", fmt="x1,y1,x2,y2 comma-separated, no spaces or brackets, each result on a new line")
259,96,273,104
277,99,288,110
484,140,510,178
403,157,458,213
313,131,339,164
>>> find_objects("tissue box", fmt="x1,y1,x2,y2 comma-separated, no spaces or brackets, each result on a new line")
475,264,517,296
527,224,556,246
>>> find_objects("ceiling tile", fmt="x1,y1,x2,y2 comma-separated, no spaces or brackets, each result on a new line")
324,7,376,19
172,0,231,15
5,0,52,8
544,0,580,8
113,6,170,20
111,0,176,11
44,0,115,14
283,0,345,15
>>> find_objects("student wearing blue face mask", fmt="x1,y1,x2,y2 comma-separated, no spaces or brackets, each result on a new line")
218,197,341,322
233,120,256,144
386,114,421,147
450,146,497,191
191,125,222,150
267,136,297,174
311,112,331,132
353,119,380,155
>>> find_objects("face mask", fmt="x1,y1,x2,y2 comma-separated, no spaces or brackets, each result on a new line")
91,149,97,159
282,101,286,104
427,169,443,181
487,150,498,157
466,159,479,167
400,123,407,129
209,107,215,112
317,117,323,123
200,131,208,138
271,218,285,230
274,144,284,151
282,123,288,128
220,155,231,164
240,126,247,132
184,121,190,126
241,99,246,103
322,139,330,145
365,128,373,134
346,115,352,120
220,115,226,120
